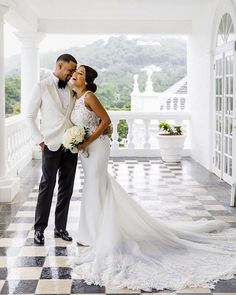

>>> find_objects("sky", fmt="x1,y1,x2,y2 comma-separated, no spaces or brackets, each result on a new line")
4,23,113,58
4,23,187,58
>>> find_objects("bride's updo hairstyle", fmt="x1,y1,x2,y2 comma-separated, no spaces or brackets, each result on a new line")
81,65,98,93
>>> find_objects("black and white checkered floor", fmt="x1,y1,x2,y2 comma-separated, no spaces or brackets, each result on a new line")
0,157,236,294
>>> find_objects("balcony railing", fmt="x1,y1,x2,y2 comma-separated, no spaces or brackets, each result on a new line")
6,115,32,176
131,92,187,112
5,110,191,174
160,94,187,111
108,110,191,157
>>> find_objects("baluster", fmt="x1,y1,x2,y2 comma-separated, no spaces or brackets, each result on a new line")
13,133,17,164
15,132,19,162
18,130,22,159
180,97,185,111
127,119,134,149
7,136,12,170
111,120,119,150
167,98,171,111
11,134,15,169
143,119,151,149
173,97,178,110
20,129,24,157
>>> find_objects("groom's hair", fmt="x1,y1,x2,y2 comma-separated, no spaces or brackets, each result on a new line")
56,54,77,64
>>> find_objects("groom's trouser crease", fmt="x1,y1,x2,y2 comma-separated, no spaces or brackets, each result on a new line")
35,145,78,232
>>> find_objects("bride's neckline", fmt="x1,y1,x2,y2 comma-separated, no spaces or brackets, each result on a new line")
75,91,87,100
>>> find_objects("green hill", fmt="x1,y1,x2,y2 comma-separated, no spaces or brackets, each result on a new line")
5,35,186,116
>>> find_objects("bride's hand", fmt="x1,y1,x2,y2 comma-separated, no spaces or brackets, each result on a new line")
77,142,88,153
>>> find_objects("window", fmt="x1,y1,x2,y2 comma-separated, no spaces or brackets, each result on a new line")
217,13,234,46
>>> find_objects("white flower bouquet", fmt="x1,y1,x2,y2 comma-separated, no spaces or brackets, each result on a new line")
62,126,89,157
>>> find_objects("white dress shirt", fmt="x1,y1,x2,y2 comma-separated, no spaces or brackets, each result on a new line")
51,73,70,109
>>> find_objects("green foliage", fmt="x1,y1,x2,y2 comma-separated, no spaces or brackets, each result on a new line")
5,74,21,116
158,122,183,135
117,120,128,143
5,35,187,146
39,35,186,110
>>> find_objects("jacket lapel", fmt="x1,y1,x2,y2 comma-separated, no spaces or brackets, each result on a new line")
66,86,76,119
47,76,67,115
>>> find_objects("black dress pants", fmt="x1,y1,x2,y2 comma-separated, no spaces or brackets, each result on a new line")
34,145,78,232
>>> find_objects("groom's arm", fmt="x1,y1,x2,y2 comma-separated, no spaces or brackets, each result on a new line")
25,84,44,149
99,119,112,136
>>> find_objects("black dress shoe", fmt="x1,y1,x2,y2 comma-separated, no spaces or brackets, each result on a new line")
77,241,88,247
34,231,45,245
54,229,72,241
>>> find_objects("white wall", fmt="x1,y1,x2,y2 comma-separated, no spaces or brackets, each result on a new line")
188,0,236,171
188,0,219,170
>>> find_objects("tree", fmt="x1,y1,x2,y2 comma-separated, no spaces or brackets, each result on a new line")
5,35,187,150
5,74,21,116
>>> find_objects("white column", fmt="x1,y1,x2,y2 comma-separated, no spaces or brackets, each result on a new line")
16,32,45,115
0,4,7,178
0,4,20,202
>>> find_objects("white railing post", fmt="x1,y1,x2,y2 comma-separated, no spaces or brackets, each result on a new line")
143,119,151,149
127,119,135,149
111,120,119,150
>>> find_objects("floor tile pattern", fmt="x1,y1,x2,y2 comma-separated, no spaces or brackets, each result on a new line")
0,158,236,294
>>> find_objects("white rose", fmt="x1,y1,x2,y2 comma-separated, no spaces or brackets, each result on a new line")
62,126,86,150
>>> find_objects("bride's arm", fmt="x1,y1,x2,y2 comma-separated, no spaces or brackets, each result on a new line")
78,92,111,150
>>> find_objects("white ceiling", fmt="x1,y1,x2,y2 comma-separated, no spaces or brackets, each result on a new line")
1,0,217,34
23,0,205,20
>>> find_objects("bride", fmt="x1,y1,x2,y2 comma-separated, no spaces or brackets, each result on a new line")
70,65,236,291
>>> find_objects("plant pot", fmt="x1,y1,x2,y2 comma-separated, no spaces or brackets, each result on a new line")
157,134,186,162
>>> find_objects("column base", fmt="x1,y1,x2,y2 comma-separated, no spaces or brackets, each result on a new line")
0,177,20,202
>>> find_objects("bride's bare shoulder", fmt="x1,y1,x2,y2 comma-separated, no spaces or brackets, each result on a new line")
85,91,97,99
84,91,100,103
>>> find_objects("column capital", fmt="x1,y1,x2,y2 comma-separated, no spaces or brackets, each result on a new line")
15,31,46,48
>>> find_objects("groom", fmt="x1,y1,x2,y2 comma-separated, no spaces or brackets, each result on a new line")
26,54,78,245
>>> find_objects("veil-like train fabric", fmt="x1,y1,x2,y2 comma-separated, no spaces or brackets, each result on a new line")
71,92,236,291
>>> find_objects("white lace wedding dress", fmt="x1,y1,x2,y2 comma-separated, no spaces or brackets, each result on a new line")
71,91,236,291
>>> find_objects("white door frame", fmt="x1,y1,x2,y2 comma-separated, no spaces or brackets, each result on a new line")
213,41,235,184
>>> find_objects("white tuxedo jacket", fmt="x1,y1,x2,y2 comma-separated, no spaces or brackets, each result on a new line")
26,75,76,151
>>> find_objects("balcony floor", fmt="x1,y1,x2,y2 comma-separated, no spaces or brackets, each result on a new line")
0,157,236,294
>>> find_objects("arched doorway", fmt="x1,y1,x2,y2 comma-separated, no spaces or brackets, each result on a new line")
213,13,235,184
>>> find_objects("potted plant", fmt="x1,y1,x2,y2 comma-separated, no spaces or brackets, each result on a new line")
157,122,186,162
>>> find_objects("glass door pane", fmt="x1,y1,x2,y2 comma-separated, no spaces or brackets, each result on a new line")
223,52,234,181
213,54,224,178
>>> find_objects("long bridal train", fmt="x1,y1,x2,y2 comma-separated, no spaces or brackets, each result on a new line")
71,91,236,291
74,147,236,291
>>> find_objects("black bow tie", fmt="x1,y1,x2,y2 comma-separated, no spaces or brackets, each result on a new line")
58,79,68,89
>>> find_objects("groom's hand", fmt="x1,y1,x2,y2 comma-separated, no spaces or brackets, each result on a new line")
103,124,113,136
39,142,45,151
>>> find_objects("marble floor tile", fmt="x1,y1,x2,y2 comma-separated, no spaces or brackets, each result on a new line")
7,267,42,280
6,224,33,232
43,256,74,267
18,247,49,257
0,280,38,294
71,279,105,293
176,288,211,293
0,158,235,294
35,279,72,294
0,281,4,293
